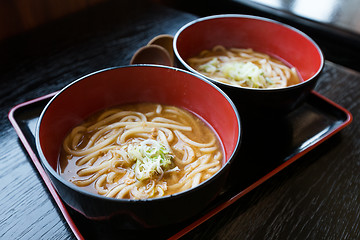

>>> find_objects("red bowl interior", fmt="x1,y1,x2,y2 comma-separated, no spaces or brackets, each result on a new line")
38,65,240,171
175,15,323,82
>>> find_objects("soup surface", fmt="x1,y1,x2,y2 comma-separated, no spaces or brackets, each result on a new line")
187,45,301,89
58,103,223,199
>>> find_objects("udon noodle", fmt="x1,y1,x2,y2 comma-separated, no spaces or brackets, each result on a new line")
187,45,300,89
58,103,223,200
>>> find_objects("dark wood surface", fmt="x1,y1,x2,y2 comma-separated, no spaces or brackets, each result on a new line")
1,0,359,239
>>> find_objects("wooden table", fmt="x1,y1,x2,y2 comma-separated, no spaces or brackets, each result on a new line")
1,0,359,239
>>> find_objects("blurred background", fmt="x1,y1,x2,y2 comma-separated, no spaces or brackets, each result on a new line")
0,0,104,42
1,0,359,71
160,0,360,72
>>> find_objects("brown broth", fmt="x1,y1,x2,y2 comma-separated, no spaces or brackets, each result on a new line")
187,46,302,88
58,103,223,199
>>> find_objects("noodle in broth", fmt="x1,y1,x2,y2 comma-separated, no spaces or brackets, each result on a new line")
58,103,223,200
187,45,300,89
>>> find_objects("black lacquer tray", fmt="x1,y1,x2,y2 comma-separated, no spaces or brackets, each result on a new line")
8,91,352,240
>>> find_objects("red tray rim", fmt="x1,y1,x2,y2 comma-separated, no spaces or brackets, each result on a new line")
8,90,352,240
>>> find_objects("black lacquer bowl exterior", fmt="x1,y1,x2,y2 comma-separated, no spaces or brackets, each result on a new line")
35,65,241,229
174,14,324,115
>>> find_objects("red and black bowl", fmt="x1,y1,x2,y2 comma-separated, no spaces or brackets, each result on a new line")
35,65,241,229
173,14,324,115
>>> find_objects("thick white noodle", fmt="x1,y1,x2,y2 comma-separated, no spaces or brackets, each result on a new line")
61,104,222,199
187,45,299,89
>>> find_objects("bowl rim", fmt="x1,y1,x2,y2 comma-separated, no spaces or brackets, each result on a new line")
173,14,325,92
35,64,242,205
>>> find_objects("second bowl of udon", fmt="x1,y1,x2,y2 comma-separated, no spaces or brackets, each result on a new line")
35,65,241,229
174,14,324,115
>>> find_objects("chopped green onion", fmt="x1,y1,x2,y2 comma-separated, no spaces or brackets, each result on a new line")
198,59,268,88
127,139,174,181
221,62,266,88
198,58,219,74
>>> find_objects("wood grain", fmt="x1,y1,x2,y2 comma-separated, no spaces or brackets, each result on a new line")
1,1,359,239
0,0,108,41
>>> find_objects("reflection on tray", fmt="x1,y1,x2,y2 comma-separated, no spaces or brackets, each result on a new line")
8,91,351,240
